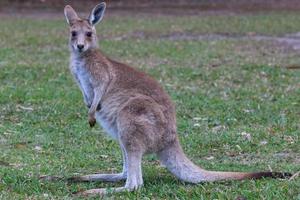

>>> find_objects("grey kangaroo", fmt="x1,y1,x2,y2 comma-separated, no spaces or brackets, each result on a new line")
64,2,291,196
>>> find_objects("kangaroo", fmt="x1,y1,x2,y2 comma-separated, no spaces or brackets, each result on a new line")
64,3,291,196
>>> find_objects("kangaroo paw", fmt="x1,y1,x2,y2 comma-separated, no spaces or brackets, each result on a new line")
88,115,96,127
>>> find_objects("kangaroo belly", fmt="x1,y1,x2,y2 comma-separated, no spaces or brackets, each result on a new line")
95,112,118,140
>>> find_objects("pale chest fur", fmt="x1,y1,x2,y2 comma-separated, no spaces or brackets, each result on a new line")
70,54,119,140
70,55,94,105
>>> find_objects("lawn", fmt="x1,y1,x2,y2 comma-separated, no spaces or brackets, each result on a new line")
0,10,299,199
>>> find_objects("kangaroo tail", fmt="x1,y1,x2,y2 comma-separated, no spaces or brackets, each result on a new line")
158,141,291,183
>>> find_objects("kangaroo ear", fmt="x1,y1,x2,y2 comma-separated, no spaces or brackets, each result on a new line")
89,2,106,26
64,5,80,25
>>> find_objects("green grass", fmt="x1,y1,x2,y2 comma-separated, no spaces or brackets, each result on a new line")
0,12,300,199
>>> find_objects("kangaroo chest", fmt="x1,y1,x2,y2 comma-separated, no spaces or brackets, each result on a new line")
70,56,119,139
70,57,94,104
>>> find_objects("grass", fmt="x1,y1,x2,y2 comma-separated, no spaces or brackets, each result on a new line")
0,11,300,199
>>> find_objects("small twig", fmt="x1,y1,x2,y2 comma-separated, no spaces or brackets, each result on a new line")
16,105,34,111
268,165,273,172
286,65,300,70
289,171,300,181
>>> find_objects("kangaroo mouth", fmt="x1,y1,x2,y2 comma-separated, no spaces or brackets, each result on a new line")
72,45,85,53
75,48,85,54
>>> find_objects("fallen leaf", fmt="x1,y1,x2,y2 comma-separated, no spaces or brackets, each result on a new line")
236,145,242,151
243,109,254,113
193,117,202,121
15,143,27,149
10,163,24,168
43,194,49,198
226,151,238,157
16,105,34,111
260,140,268,145
212,125,226,133
240,132,251,141
12,141,32,149
205,156,215,160
34,145,42,151
283,136,295,144
193,123,201,127
100,155,108,158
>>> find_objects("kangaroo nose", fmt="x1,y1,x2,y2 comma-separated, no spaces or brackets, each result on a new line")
77,44,84,50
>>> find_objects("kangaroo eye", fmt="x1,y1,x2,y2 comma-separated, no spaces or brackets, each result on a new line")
86,32,92,37
71,31,77,37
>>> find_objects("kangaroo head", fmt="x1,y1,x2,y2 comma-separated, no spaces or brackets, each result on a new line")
64,3,106,53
